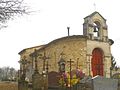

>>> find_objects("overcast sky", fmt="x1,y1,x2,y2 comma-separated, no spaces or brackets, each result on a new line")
0,0,120,69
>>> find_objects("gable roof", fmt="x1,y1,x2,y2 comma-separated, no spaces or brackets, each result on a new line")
18,45,45,55
84,11,106,21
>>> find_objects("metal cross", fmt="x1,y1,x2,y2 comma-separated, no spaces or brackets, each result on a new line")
67,59,74,90
39,50,50,73
93,3,96,11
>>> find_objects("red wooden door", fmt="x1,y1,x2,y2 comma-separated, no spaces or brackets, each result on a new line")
91,48,104,76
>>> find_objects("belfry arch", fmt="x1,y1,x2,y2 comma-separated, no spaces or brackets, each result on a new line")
93,21,101,37
91,48,104,76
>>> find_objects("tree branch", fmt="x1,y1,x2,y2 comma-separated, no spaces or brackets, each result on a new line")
0,0,28,29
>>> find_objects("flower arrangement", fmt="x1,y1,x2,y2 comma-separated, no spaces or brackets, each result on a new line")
59,69,85,87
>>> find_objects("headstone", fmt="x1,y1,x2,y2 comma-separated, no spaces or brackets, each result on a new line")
18,74,28,90
32,72,43,90
48,71,60,87
92,75,118,90
18,80,28,90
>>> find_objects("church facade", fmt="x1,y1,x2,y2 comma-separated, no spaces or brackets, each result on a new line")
18,12,113,83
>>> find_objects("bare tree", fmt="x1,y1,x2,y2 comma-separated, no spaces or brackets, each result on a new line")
0,0,28,29
9,67,16,80
0,66,18,81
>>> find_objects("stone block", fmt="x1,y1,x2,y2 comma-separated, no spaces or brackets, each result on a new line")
92,75,118,90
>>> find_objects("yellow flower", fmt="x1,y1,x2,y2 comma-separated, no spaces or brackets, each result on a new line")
71,74,78,85
59,77,65,86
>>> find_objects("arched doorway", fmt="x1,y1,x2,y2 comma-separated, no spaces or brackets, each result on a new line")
91,48,104,76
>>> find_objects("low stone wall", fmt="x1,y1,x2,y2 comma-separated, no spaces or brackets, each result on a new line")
0,82,18,90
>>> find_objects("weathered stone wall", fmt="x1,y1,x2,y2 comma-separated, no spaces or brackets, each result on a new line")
37,36,87,73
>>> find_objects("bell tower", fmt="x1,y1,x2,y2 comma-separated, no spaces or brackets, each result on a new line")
83,11,108,41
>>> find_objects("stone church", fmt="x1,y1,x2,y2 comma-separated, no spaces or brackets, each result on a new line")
18,11,114,84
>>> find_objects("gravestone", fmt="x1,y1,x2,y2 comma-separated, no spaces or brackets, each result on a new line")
18,81,28,90
48,71,60,87
92,75,118,90
18,74,28,90
32,72,43,90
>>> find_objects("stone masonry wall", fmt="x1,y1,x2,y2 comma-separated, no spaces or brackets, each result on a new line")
37,36,87,73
